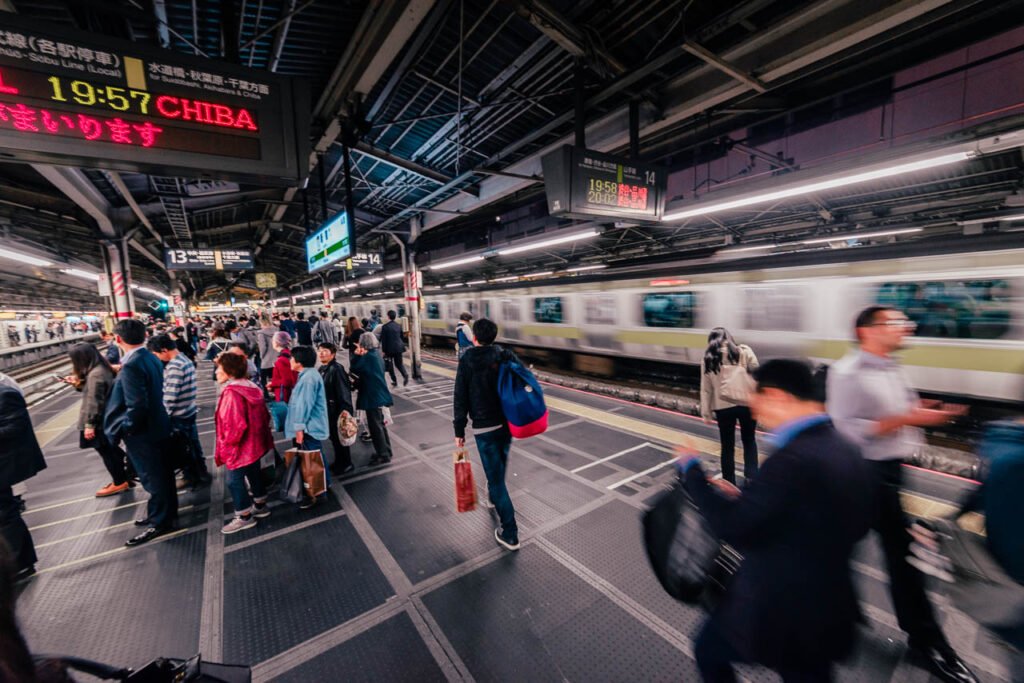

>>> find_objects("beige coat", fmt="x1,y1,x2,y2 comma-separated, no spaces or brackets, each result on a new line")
700,343,759,419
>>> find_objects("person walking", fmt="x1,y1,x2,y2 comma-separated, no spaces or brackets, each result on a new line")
700,327,760,485
103,319,177,547
827,305,977,683
0,379,46,580
683,359,873,683
380,310,409,388
453,318,520,551
284,346,331,509
256,313,279,390
318,342,355,476
65,343,133,497
213,352,274,534
148,334,207,489
455,312,474,359
351,333,394,467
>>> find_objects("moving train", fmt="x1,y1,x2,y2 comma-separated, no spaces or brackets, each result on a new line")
337,241,1024,404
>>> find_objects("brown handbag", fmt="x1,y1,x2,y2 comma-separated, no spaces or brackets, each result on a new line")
284,448,327,499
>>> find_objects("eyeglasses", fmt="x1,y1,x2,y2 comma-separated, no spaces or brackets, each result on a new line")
873,318,916,328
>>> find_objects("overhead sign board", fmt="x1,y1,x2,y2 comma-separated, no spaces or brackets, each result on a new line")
306,211,351,273
541,145,666,221
345,251,382,272
164,247,254,271
0,15,310,184
254,272,277,289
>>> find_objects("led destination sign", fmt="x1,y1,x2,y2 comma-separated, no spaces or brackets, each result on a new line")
541,145,666,221
0,15,309,183
306,211,352,273
164,248,254,271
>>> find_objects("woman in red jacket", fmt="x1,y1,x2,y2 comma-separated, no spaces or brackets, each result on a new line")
214,352,275,534
267,331,298,403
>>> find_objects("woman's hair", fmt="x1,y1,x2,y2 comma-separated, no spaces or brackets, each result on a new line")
358,331,380,351
68,342,111,382
211,324,228,339
703,327,740,374
272,331,292,348
215,351,249,379
345,316,361,336
260,313,273,327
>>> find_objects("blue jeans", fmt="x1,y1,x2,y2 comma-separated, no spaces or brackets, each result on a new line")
475,428,517,538
225,460,266,515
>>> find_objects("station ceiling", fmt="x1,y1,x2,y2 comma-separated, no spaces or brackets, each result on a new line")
0,0,1023,309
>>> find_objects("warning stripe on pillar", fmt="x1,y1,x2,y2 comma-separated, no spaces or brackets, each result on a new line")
111,271,127,296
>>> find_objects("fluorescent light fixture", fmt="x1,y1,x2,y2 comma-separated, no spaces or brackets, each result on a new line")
663,152,970,222
798,227,922,245
384,272,404,280
466,279,487,286
444,282,464,288
565,264,607,272
497,229,600,256
428,255,484,271
491,275,519,283
61,268,99,281
359,277,384,285
0,247,53,267
718,244,775,254
522,270,554,278
959,212,1024,225
424,285,443,291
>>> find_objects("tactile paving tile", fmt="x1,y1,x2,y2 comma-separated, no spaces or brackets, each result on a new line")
542,499,707,638
344,465,497,583
420,544,698,682
270,612,446,683
224,492,342,546
223,516,394,664
18,530,206,668
547,421,648,459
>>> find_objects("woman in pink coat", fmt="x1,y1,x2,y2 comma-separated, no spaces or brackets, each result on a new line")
215,352,275,534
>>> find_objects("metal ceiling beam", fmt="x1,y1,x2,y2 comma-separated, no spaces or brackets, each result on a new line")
352,142,454,186
681,40,768,93
31,165,116,238
268,0,297,73
512,0,626,76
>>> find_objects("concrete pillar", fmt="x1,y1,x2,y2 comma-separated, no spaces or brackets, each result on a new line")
405,217,423,381
104,241,133,319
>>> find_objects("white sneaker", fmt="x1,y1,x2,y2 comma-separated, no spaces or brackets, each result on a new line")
222,516,257,534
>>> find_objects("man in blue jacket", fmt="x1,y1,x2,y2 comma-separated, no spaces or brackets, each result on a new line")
104,318,176,546
681,359,873,682
285,346,331,509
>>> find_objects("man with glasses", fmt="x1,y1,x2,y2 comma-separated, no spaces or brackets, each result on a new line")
827,305,976,683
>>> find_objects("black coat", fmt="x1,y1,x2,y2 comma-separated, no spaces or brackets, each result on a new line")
379,321,405,356
103,347,171,445
453,344,515,439
684,419,873,670
0,385,46,488
295,320,313,346
319,360,354,418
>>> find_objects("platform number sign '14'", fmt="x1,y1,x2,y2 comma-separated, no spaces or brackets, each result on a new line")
0,15,309,184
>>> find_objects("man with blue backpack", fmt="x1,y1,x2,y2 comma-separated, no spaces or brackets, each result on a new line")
453,318,548,552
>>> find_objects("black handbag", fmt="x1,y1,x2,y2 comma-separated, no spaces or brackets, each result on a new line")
36,653,251,682
642,481,741,608
279,453,305,504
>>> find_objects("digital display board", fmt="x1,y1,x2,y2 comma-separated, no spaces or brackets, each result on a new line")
0,15,309,184
306,211,351,273
345,251,383,272
164,247,254,271
541,145,665,220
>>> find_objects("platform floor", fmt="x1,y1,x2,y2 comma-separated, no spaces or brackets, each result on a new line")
14,357,1017,682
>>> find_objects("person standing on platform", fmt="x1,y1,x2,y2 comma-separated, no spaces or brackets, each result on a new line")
268,332,297,405
700,327,760,485
295,312,313,347
455,312,474,360
100,331,121,368
351,333,394,467
453,318,520,551
683,359,873,683
65,343,133,497
227,342,260,385
284,346,331,510
148,334,207,490
344,317,364,364
279,311,297,340
257,313,279,391
827,305,977,683
318,342,354,476
380,310,409,388
313,311,339,348
0,378,46,580
103,319,177,547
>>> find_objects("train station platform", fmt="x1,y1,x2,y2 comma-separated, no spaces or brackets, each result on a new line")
14,358,1016,682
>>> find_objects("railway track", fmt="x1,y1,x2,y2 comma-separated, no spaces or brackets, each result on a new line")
5,342,106,406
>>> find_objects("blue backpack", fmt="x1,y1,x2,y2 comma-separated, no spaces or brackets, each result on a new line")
496,350,548,438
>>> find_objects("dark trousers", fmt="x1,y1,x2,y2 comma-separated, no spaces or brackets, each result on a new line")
475,428,517,538
170,415,207,483
93,437,130,485
225,460,266,515
714,405,759,484
385,353,408,385
125,435,178,529
0,485,36,572
259,367,273,390
695,619,832,683
327,414,352,472
869,459,949,650
365,407,393,461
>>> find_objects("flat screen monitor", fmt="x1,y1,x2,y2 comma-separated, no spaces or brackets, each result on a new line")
306,211,351,273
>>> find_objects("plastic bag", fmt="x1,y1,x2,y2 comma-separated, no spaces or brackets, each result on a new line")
454,448,477,513
338,410,358,447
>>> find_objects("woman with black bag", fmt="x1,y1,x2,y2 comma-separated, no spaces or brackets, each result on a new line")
63,343,134,497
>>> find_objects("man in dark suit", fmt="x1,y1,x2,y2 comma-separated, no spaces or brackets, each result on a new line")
681,359,874,682
379,310,408,387
0,381,46,580
104,318,176,546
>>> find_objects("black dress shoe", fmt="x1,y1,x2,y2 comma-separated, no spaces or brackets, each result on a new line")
125,526,173,547
908,644,979,683
134,517,151,527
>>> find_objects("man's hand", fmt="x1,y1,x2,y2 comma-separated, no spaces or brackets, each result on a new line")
455,437,465,449
296,430,304,446
910,405,967,427
83,427,96,440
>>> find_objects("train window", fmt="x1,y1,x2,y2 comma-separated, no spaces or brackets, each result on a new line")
643,292,697,328
875,279,1013,339
397,304,406,318
447,302,463,320
426,303,441,320
500,299,521,322
482,300,492,319
584,294,618,325
533,297,564,324
467,301,477,316
743,287,804,331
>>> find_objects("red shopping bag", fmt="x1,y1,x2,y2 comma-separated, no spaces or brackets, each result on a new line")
454,448,477,513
